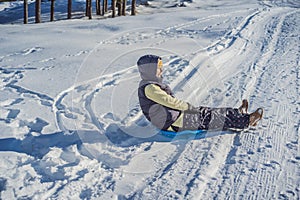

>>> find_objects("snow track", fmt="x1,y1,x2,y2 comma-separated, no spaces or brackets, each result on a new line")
199,8,300,200
0,0,299,199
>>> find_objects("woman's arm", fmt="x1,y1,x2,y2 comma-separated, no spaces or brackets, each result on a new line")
144,84,189,111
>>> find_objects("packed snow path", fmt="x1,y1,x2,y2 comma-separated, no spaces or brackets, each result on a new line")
0,0,299,199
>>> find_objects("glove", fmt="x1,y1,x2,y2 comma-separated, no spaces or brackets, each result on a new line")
186,103,201,113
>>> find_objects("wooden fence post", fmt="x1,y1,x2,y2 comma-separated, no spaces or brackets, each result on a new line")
24,0,28,24
50,0,55,21
68,0,72,19
35,0,41,23
131,0,136,16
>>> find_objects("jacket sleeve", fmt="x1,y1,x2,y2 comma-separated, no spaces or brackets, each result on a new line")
144,84,189,111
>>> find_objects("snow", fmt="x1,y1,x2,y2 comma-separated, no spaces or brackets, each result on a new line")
0,0,300,199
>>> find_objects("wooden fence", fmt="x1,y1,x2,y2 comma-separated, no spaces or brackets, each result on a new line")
23,0,136,24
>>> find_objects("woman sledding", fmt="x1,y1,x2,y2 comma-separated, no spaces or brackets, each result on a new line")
137,54,263,132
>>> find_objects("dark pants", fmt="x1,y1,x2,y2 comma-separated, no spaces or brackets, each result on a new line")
181,107,250,131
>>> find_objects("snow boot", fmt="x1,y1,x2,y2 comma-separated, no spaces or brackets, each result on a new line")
249,108,263,126
239,99,248,114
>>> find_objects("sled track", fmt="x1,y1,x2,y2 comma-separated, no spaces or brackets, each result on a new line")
199,9,300,199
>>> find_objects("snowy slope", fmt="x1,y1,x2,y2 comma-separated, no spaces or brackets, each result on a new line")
0,0,299,199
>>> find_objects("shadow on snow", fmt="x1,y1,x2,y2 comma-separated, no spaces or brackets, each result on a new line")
0,125,237,159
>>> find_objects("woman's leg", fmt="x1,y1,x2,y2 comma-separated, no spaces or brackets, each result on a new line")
182,107,250,131
220,108,250,130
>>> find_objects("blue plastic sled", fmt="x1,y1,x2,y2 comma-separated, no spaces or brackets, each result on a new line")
160,129,206,137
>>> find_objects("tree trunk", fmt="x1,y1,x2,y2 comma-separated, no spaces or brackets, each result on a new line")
117,0,121,16
24,0,28,24
122,0,126,16
68,0,72,19
102,0,104,15
35,0,41,23
131,0,136,16
86,0,88,16
96,0,101,15
112,0,116,18
87,0,92,19
50,0,55,21
103,0,107,15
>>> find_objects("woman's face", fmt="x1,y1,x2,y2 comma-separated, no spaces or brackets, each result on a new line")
156,59,163,78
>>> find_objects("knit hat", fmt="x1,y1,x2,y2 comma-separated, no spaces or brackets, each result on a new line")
137,55,162,82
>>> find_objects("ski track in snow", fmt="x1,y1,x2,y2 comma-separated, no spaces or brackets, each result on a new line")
0,1,299,199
